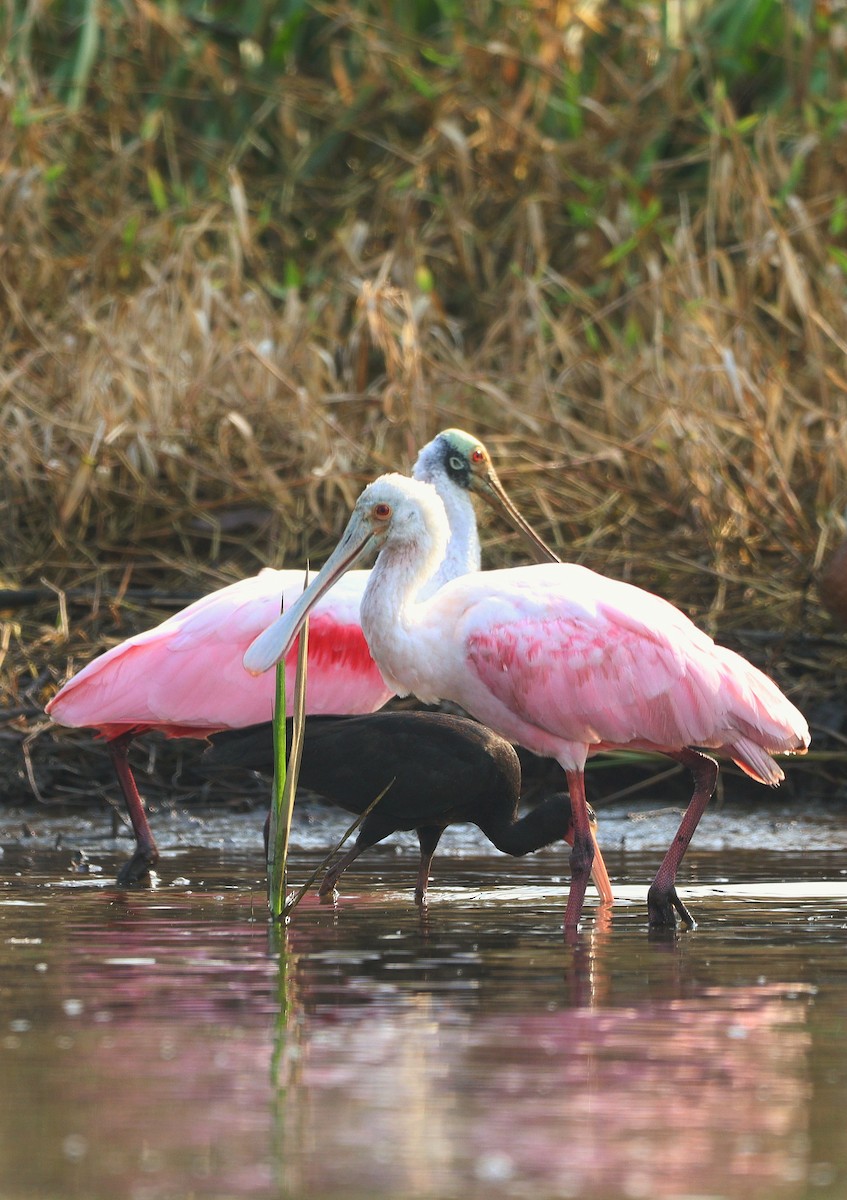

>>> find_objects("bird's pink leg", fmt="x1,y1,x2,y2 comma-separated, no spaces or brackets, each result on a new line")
563,769,594,931
109,733,160,886
647,748,718,929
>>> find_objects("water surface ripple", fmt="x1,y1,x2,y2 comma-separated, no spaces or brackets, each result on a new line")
2,807,847,1200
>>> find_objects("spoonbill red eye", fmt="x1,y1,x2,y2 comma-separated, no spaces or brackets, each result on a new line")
373,502,392,520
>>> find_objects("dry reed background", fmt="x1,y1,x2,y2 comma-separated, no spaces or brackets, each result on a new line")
2,0,847,813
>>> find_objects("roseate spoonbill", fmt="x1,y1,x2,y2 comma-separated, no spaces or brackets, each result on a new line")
46,431,557,884
244,474,810,931
204,711,614,905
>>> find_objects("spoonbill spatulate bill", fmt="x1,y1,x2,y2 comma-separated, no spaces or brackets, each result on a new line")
46,431,558,885
206,711,614,906
244,473,810,932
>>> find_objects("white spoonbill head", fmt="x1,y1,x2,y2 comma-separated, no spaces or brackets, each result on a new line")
243,474,449,675
416,428,560,565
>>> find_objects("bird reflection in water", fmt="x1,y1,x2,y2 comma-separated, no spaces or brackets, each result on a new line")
276,973,812,1199
0,867,822,1200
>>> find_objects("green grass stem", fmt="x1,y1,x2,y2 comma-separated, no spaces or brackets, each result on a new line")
267,601,310,920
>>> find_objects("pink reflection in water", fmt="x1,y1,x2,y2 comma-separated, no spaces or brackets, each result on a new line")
281,985,811,1200
3,889,815,1200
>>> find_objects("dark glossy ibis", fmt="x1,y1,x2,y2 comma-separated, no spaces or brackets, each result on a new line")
204,711,614,905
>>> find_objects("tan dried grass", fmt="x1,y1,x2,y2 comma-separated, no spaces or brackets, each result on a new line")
2,1,847,802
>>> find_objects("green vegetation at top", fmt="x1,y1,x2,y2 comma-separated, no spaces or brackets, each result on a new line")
6,0,845,290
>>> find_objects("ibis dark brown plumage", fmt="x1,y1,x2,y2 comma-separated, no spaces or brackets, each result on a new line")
204,711,614,905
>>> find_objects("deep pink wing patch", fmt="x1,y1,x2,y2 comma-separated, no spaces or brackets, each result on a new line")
466,603,723,750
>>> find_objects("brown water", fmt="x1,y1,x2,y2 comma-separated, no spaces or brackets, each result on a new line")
2,801,847,1200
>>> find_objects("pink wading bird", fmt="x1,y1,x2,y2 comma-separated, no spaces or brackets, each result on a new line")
47,431,557,884
244,474,810,931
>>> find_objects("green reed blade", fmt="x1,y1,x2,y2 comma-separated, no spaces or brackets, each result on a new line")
267,583,310,919
267,618,288,917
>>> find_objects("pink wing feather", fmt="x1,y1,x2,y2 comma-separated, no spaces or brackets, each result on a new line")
457,565,807,778
47,569,391,738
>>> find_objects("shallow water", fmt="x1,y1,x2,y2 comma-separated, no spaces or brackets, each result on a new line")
2,801,847,1200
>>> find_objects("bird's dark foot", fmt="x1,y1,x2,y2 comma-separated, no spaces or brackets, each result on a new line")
647,883,696,930
414,887,428,906
70,849,90,874
318,871,340,899
116,847,158,887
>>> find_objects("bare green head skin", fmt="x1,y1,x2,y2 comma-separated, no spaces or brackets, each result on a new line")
412,430,482,586
432,429,561,565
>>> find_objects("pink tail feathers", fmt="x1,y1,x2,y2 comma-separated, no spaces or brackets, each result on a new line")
728,738,787,786
713,645,810,785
